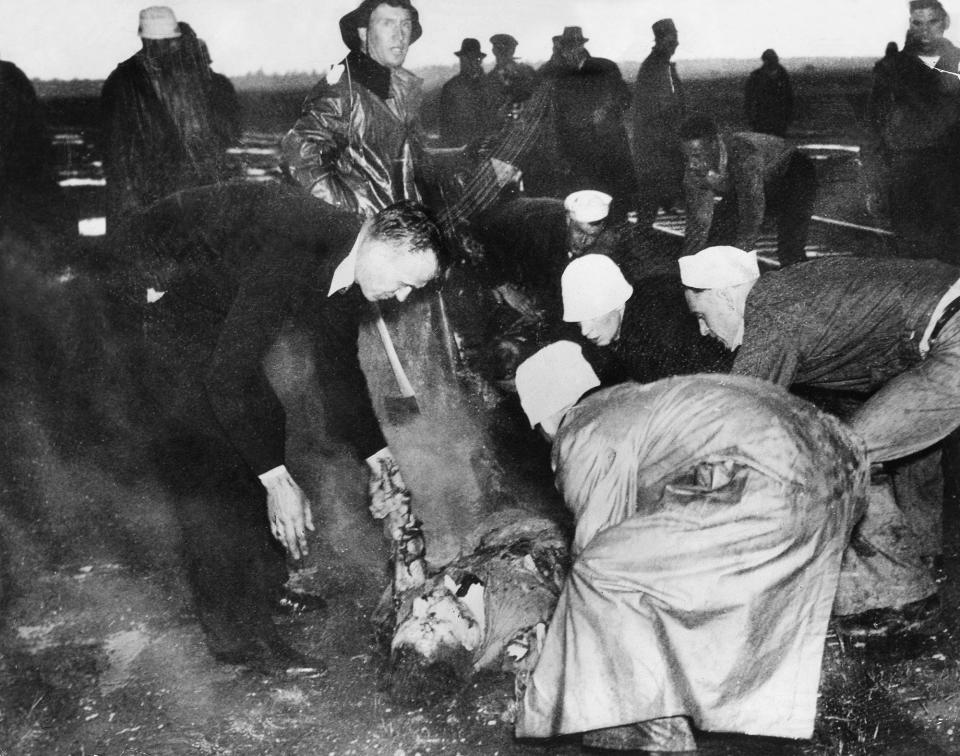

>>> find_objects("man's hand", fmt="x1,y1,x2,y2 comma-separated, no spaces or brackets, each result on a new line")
493,284,543,322
263,469,315,560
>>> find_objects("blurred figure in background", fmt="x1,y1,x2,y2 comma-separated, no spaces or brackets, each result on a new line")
537,35,565,79
0,54,74,248
865,0,960,261
483,33,537,127
100,7,238,232
551,26,637,216
631,18,685,230
179,22,242,154
744,48,795,137
439,38,487,147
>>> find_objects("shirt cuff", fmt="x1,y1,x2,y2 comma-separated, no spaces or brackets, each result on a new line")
258,464,289,487
364,447,393,472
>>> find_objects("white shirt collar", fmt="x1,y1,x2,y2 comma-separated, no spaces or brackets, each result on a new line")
327,230,364,297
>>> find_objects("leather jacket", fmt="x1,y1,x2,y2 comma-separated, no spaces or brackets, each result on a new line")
281,50,424,216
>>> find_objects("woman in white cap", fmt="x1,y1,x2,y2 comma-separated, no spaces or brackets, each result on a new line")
560,253,731,384
513,341,868,753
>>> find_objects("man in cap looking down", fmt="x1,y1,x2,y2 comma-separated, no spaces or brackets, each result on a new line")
560,253,731,384
511,342,867,752
471,190,625,324
678,114,816,266
681,245,960,637
282,0,425,216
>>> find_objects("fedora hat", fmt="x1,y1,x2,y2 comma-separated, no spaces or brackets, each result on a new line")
455,38,486,58
557,26,588,46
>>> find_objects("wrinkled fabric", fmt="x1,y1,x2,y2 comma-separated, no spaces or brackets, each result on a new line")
281,51,424,216
517,375,867,740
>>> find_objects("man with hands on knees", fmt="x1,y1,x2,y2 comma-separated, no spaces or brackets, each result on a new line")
118,182,444,675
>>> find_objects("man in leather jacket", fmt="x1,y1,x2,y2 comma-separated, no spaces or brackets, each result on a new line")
281,0,425,216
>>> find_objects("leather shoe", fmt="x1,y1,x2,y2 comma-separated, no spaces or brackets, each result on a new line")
274,587,327,616
833,594,941,640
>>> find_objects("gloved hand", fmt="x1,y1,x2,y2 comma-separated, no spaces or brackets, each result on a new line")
366,448,411,538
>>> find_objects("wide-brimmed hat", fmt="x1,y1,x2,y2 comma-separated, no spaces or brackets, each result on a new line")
138,6,181,39
455,38,486,59
340,0,422,52
557,26,588,47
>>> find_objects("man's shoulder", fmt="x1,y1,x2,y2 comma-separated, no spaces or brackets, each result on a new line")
582,56,622,76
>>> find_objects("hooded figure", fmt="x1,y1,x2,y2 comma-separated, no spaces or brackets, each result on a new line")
100,7,236,232
281,0,426,216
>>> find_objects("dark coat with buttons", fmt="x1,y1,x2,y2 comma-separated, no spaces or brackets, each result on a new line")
115,181,386,475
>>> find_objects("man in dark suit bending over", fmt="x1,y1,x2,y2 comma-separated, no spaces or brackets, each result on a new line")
115,182,445,674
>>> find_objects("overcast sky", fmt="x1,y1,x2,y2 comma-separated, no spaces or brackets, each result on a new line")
2,0,918,79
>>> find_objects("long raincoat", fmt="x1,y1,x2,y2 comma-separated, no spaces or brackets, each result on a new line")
517,375,867,740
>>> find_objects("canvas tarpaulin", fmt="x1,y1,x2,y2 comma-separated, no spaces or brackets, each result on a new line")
517,375,868,741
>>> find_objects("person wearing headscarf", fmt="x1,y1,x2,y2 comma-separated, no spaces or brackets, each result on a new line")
100,7,236,232
559,253,731,385
281,0,426,216
680,244,960,638
512,342,867,752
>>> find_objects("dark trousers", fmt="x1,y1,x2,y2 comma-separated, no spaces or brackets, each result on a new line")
138,316,287,656
710,151,817,267
152,429,288,654
887,146,960,263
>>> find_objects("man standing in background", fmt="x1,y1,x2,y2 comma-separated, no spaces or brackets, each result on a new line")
552,26,637,216
744,48,795,137
439,38,487,147
631,18,685,230
865,0,960,261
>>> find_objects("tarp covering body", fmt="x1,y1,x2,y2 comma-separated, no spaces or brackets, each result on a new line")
517,375,868,740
